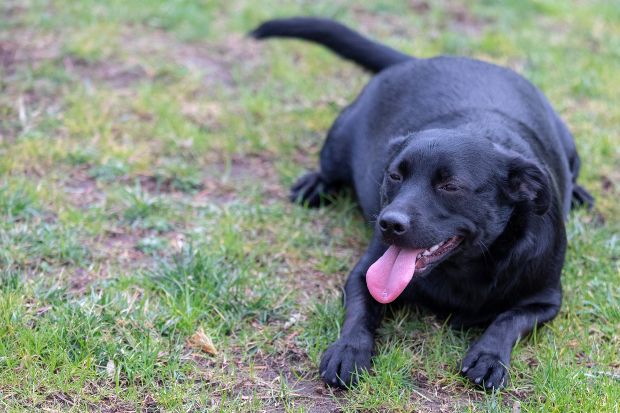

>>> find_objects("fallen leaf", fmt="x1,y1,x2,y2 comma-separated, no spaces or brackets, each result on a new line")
189,327,218,355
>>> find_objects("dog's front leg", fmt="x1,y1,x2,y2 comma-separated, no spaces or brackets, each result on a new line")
319,236,387,388
460,288,562,389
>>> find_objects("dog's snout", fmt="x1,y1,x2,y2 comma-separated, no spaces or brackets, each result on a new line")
379,211,410,236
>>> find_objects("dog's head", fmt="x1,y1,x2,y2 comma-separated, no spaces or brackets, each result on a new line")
366,129,551,303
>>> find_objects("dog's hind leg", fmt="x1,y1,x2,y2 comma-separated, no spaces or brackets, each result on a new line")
290,111,355,208
566,140,594,211
542,97,594,213
289,170,341,207
571,184,594,211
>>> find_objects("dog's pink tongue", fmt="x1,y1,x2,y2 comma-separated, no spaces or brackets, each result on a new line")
366,246,424,303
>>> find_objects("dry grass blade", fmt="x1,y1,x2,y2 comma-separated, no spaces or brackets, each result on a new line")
189,327,218,355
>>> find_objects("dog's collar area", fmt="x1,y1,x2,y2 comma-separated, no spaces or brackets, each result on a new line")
414,235,464,270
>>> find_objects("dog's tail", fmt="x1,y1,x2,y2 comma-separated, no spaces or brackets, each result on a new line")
249,17,413,73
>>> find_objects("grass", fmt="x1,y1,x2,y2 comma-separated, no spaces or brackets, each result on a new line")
0,0,619,411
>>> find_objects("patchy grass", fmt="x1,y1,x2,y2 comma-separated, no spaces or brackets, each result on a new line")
1,0,619,411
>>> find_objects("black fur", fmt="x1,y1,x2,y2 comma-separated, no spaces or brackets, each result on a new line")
251,17,593,390
250,17,412,73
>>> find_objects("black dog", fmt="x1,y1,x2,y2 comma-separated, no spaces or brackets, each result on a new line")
250,17,593,389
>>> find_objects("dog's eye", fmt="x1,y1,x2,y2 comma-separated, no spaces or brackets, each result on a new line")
389,173,401,181
440,184,459,192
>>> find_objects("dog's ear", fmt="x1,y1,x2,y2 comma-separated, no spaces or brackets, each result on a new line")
386,135,408,161
502,155,551,215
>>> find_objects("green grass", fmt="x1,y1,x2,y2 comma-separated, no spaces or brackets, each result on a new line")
1,0,619,411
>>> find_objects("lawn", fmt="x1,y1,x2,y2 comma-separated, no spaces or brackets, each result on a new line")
0,0,619,411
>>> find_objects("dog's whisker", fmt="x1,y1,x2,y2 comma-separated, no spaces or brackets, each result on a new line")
477,240,489,266
478,240,494,264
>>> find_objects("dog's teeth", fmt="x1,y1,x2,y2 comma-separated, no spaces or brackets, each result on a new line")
430,244,439,252
417,254,422,259
423,250,432,256
438,241,445,246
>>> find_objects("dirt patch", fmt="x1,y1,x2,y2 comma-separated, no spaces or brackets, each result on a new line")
0,1,26,21
100,230,145,260
122,30,264,88
351,6,418,39
65,267,95,294
189,154,285,205
194,351,346,412
67,153,284,203
350,1,492,39
0,29,70,145
5,29,62,70
410,0,432,14
254,359,345,413
83,154,288,205
64,57,149,89
211,155,279,180
3,26,148,90
29,381,161,413
278,243,362,302
121,174,202,194
1,11,264,92
63,167,105,209
0,41,18,72
601,174,619,196
180,100,223,132
443,1,494,36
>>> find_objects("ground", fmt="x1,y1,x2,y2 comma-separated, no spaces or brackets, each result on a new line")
0,0,619,412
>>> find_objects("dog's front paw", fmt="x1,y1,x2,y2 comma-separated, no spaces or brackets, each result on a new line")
319,334,373,388
460,344,510,389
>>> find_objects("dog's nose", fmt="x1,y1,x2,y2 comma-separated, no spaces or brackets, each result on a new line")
379,211,409,236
